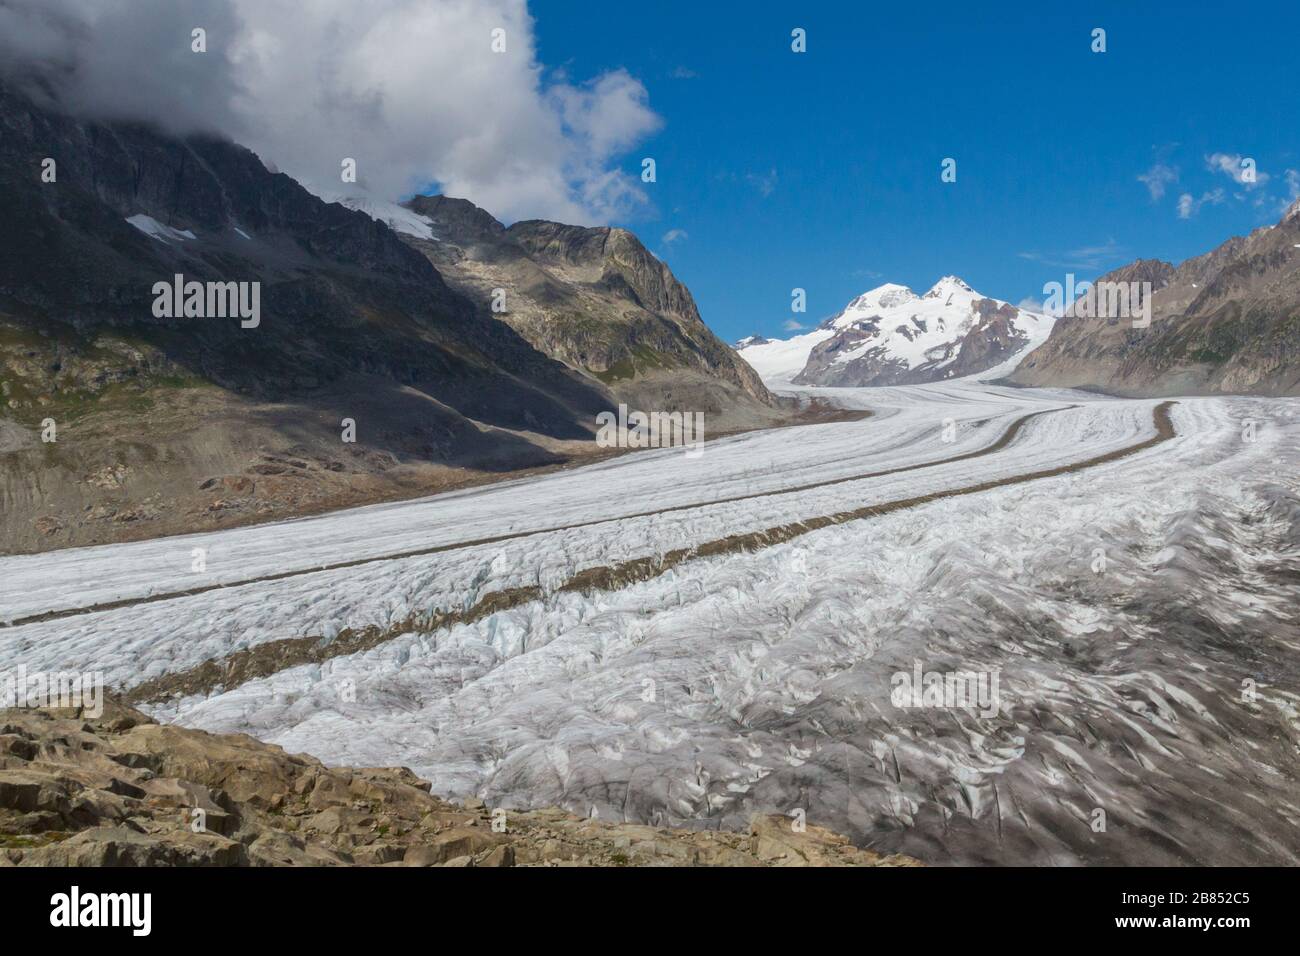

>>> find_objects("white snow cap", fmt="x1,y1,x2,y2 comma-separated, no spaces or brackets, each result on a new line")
846,283,918,312
740,275,1055,384
1284,196,1300,223
330,195,439,240
821,277,1051,368
923,275,974,298
125,214,195,244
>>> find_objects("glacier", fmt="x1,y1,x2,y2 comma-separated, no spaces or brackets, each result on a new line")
1,376,1297,865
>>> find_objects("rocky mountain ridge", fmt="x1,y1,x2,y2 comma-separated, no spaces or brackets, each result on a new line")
393,194,777,428
1010,200,1300,395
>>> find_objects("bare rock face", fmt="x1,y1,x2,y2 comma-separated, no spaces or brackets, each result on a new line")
0,702,919,868
1010,210,1300,395
406,195,775,418
946,300,1026,375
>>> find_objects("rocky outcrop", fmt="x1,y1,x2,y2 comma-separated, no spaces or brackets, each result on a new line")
1010,208,1300,396
404,195,777,424
0,702,919,868
941,298,1035,378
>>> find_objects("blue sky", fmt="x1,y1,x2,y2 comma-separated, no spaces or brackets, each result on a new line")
530,0,1300,342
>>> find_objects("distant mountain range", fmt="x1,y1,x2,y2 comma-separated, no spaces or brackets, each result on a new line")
1010,199,1300,396
739,277,1054,386
741,200,1300,398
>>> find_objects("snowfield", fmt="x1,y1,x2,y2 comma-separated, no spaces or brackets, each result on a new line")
2,376,1297,865
739,326,835,383
330,195,439,240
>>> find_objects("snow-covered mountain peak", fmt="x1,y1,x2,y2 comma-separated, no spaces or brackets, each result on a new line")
830,284,919,329
923,275,975,298
739,275,1055,386
831,277,981,332
845,283,917,312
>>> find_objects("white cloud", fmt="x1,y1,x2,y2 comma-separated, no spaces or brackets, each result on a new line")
1205,152,1269,189
1017,296,1063,318
1177,188,1226,219
661,228,688,245
1137,163,1178,200
782,319,805,331
746,168,778,197
1017,240,1126,271
0,0,244,135
0,0,662,224
549,70,662,168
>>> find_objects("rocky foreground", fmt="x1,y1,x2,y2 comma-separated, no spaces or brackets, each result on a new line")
0,701,918,867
